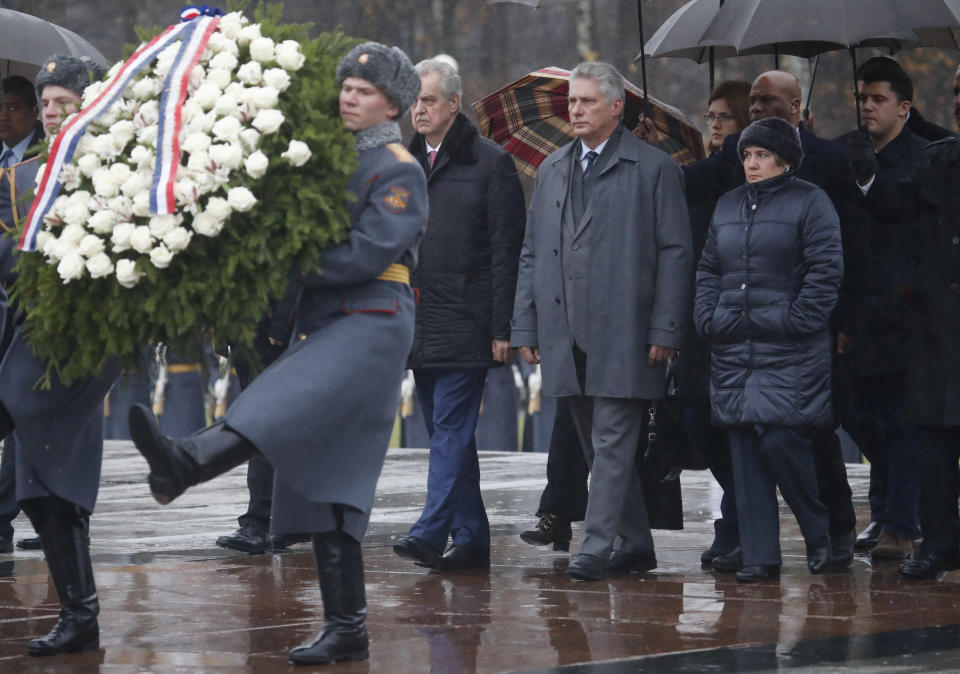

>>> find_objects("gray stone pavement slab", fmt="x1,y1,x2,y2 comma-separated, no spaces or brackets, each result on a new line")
1,443,959,672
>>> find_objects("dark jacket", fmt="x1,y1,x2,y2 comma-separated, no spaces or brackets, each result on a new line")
863,135,960,426
695,173,843,427
907,107,953,143
407,113,525,369
836,126,926,376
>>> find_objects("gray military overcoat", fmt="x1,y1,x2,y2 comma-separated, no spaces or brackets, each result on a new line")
226,136,428,539
510,128,692,399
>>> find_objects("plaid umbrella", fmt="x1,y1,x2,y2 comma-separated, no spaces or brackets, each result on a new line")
473,66,705,180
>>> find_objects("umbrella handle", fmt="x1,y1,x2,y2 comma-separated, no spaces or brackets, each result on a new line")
803,55,820,123
636,0,650,118
850,47,861,129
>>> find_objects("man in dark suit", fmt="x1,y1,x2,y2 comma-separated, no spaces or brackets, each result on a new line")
643,70,860,571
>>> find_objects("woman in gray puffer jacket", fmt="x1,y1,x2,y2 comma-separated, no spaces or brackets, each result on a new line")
694,117,843,583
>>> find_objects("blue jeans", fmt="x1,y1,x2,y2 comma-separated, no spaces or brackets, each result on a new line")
408,368,490,553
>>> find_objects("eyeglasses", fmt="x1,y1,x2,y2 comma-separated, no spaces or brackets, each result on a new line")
703,113,736,124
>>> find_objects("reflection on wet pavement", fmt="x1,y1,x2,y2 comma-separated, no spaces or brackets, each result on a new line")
1,445,959,671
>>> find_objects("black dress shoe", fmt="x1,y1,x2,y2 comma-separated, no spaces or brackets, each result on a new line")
437,545,490,571
608,549,657,575
830,529,855,567
392,536,441,568
271,533,310,551
855,521,882,550
806,539,831,575
216,524,269,554
520,513,572,552
16,537,42,551
0,535,11,554
898,553,960,579
711,546,743,572
565,553,608,581
701,539,737,564
736,565,780,582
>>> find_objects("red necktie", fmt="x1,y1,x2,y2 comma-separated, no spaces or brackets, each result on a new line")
428,150,437,168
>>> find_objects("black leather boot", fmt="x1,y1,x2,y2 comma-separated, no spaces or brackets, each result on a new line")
128,404,256,504
288,531,370,666
21,498,99,657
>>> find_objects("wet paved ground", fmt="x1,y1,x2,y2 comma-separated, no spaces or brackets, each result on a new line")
2,443,960,672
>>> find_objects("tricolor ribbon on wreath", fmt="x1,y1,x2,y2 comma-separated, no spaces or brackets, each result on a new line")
21,11,222,252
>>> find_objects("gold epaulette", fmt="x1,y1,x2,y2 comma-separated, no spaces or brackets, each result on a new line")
376,263,410,285
385,143,416,164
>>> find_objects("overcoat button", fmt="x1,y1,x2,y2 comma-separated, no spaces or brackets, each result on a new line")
297,333,307,341
554,297,561,304
740,283,746,289
553,249,559,255
953,236,959,245
573,244,580,251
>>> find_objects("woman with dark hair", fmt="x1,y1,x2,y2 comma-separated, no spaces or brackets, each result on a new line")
695,117,843,582
704,80,751,154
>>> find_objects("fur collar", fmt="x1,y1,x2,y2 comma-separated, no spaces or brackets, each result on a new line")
408,113,478,165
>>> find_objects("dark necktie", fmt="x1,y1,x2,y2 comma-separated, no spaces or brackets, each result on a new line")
0,148,13,169
582,150,599,181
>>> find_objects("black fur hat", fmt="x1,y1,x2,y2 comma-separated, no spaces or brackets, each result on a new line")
34,54,106,99
737,117,804,170
336,42,420,118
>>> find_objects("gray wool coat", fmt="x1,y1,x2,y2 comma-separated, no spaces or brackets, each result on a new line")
510,127,693,399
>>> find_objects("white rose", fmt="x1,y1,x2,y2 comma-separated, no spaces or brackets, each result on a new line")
227,186,257,212
213,92,240,117
236,61,262,85
207,30,239,55
61,224,87,246
85,252,114,278
82,80,106,107
239,128,261,151
109,163,132,184
187,150,211,172
57,250,86,282
36,230,54,254
132,77,160,100
188,111,217,134
78,234,106,257
192,81,222,110
209,51,238,72
244,150,269,178
137,125,158,147
58,164,81,190
212,116,243,141
148,213,181,237
52,237,76,261
218,12,244,40
62,202,90,227
238,24,262,46
130,225,154,254
97,104,120,127
108,196,134,219
92,168,119,198
120,172,147,199
132,191,151,217
205,196,232,220
75,134,96,156
111,222,135,251
149,244,174,269
87,210,118,235
182,132,212,155
116,259,142,288
191,211,225,237
180,100,204,126
249,37,275,63
175,177,200,205
281,140,312,167
35,162,48,187
205,68,232,91
247,86,279,109
109,120,136,145
94,133,125,159
275,40,305,71
130,145,155,169
66,190,92,208
51,195,69,217
188,64,205,92
251,109,284,134
163,226,192,252
137,99,161,127
262,68,291,92
209,142,243,170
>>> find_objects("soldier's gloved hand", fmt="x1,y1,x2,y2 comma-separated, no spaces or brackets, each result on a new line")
846,127,876,185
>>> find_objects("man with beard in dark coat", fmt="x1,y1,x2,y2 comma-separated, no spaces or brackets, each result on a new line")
835,63,927,558
850,62,960,579
642,70,861,571
392,58,525,572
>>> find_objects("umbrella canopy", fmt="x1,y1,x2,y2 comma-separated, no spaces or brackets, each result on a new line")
473,66,705,180
644,0,738,63
0,8,108,79
698,0,922,58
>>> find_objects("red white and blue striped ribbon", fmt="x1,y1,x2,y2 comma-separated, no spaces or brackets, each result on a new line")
151,15,220,215
21,16,217,251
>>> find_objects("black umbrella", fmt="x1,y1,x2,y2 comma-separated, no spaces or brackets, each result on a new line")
0,8,107,79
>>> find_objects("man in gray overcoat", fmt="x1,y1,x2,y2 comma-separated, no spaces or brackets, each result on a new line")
511,62,692,581
128,42,428,666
